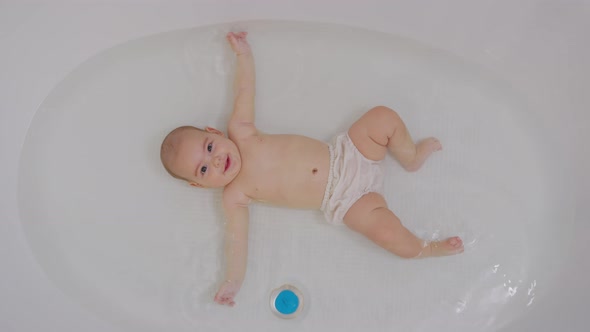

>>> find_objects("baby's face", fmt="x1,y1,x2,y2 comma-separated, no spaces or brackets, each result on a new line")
170,127,241,188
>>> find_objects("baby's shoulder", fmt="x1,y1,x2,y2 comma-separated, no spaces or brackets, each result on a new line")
222,181,251,207
228,121,258,142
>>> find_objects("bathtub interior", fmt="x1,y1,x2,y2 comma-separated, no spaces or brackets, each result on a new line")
2,3,589,332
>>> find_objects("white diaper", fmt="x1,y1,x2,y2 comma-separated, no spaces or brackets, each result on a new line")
320,133,385,225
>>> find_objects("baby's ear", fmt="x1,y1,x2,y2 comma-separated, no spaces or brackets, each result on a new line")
205,126,224,137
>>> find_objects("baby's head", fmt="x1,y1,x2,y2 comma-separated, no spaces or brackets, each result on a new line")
160,126,241,188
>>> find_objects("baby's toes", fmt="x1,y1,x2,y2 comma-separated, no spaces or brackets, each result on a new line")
429,137,443,151
448,236,463,249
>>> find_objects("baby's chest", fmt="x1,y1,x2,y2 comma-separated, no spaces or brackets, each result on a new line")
240,157,286,192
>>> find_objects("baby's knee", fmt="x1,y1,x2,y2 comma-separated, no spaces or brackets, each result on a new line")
366,106,401,124
367,208,397,244
372,226,397,249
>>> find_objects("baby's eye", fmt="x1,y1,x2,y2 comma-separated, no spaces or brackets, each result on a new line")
207,143,212,152
200,166,208,174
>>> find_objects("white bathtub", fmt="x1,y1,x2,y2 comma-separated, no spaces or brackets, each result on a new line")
1,1,589,331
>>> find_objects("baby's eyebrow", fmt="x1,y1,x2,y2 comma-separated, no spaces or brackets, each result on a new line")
202,137,208,154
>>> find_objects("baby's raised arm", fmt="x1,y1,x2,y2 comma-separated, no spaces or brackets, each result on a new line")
226,32,257,138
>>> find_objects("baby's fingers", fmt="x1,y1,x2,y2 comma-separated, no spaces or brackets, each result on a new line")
226,31,244,38
226,31,247,42
218,297,235,307
214,293,235,307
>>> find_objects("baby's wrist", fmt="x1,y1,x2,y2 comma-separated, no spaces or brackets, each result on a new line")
224,278,243,287
236,50,252,57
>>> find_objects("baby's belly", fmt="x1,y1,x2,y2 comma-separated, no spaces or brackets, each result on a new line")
248,136,330,209
261,166,329,209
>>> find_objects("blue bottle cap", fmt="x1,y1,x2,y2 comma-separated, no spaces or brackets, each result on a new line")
270,284,304,319
275,290,299,315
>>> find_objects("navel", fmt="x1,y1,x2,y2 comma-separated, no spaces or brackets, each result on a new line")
312,168,318,175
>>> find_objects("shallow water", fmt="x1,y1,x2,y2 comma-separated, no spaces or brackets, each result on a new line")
18,21,560,332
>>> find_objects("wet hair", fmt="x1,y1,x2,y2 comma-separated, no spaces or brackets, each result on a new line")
160,126,204,181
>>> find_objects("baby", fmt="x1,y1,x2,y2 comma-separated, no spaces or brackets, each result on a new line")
160,32,464,307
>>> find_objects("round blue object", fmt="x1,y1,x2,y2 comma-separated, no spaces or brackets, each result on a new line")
274,290,299,315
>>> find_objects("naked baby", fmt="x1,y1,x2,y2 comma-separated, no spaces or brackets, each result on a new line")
160,32,464,307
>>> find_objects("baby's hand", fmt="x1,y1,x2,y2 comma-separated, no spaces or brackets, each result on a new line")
214,280,241,307
226,31,251,56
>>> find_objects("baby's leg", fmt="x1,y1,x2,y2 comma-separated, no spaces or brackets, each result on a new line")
348,106,442,171
343,193,464,258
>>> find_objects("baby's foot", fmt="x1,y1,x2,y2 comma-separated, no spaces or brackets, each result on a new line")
404,137,442,172
425,236,464,257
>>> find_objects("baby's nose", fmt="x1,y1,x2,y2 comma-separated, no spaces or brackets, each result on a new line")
213,155,223,168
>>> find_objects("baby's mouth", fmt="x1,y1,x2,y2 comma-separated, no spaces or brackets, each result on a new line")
224,156,231,173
